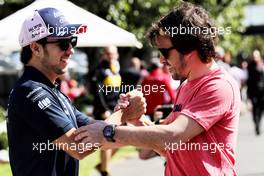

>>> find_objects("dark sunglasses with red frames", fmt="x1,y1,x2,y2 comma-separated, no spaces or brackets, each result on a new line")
38,36,78,51
158,46,177,59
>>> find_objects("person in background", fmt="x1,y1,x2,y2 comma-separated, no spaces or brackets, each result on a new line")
141,57,176,121
59,72,86,102
215,46,231,71
247,49,264,135
120,57,142,93
91,46,121,176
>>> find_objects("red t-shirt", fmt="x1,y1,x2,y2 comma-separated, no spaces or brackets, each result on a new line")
165,68,241,176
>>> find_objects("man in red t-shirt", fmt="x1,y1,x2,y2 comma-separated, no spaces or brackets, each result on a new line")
74,2,241,176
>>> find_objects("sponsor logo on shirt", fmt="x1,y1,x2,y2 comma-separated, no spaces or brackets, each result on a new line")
26,87,46,102
173,104,182,112
38,97,51,110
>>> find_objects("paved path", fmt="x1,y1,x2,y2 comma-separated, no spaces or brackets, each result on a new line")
236,111,264,176
92,109,264,176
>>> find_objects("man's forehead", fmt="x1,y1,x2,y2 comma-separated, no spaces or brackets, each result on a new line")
155,36,172,48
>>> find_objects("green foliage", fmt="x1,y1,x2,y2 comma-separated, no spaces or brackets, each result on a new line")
239,36,264,56
0,106,6,123
0,132,8,150
74,0,253,56
2,0,264,59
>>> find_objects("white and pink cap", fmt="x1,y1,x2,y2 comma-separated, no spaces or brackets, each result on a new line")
19,7,87,47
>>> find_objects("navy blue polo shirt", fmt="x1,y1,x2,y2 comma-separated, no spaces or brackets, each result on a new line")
7,66,92,176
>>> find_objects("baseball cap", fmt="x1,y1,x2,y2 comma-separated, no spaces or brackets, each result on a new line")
19,7,87,47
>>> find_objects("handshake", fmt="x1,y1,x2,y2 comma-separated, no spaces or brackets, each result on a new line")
113,90,147,125
74,90,147,150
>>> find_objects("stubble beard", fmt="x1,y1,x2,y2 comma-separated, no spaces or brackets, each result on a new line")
42,49,67,77
171,53,187,80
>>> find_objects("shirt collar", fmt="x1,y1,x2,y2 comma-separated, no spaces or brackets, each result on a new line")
23,66,59,88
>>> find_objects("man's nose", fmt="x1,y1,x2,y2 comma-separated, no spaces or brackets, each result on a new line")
65,44,74,55
160,56,167,64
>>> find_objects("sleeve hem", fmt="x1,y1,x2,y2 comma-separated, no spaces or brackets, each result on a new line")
50,122,75,142
179,111,210,131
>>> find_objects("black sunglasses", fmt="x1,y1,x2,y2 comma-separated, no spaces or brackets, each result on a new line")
39,36,78,51
158,46,177,59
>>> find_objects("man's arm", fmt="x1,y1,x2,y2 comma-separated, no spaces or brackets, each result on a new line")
113,114,204,152
52,107,140,160
75,114,204,154
52,128,97,160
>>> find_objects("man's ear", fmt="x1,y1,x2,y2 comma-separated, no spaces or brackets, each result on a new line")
185,51,194,59
30,42,43,57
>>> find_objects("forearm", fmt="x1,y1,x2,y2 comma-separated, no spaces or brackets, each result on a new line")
113,124,181,152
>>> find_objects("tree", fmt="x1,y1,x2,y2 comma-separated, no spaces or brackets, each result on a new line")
2,0,264,61
71,0,252,58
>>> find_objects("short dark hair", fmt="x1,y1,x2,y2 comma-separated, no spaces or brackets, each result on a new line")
147,2,218,63
20,45,32,65
20,38,47,65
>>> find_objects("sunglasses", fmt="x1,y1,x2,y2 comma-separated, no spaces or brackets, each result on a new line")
39,36,78,51
158,46,177,59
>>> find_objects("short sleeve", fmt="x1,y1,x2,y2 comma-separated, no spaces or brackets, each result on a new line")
16,84,75,141
180,80,234,131
72,105,93,127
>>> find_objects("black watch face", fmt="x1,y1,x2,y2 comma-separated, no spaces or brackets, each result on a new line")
103,125,116,142
104,126,113,137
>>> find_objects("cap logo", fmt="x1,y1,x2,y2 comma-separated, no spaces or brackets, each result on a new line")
29,23,45,39
28,23,42,32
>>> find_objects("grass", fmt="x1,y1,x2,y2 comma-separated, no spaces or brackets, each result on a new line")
0,162,11,176
0,146,137,176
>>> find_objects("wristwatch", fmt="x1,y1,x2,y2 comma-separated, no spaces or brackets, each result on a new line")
103,124,117,142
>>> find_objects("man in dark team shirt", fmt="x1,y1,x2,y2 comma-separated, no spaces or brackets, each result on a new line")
7,7,146,176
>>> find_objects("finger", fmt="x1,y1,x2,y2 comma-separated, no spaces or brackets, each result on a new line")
118,98,130,106
159,119,166,124
114,105,121,112
120,93,130,100
74,126,88,134
119,102,129,108
74,132,88,141
119,99,130,105
80,137,91,144
119,93,127,98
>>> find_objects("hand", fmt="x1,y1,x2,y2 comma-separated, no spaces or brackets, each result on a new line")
121,90,146,122
74,121,108,148
153,105,163,122
114,94,130,112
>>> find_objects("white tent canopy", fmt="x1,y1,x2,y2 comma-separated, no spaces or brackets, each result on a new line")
0,0,142,52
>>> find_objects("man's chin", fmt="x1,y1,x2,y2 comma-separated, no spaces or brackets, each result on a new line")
172,74,185,81
55,67,68,75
